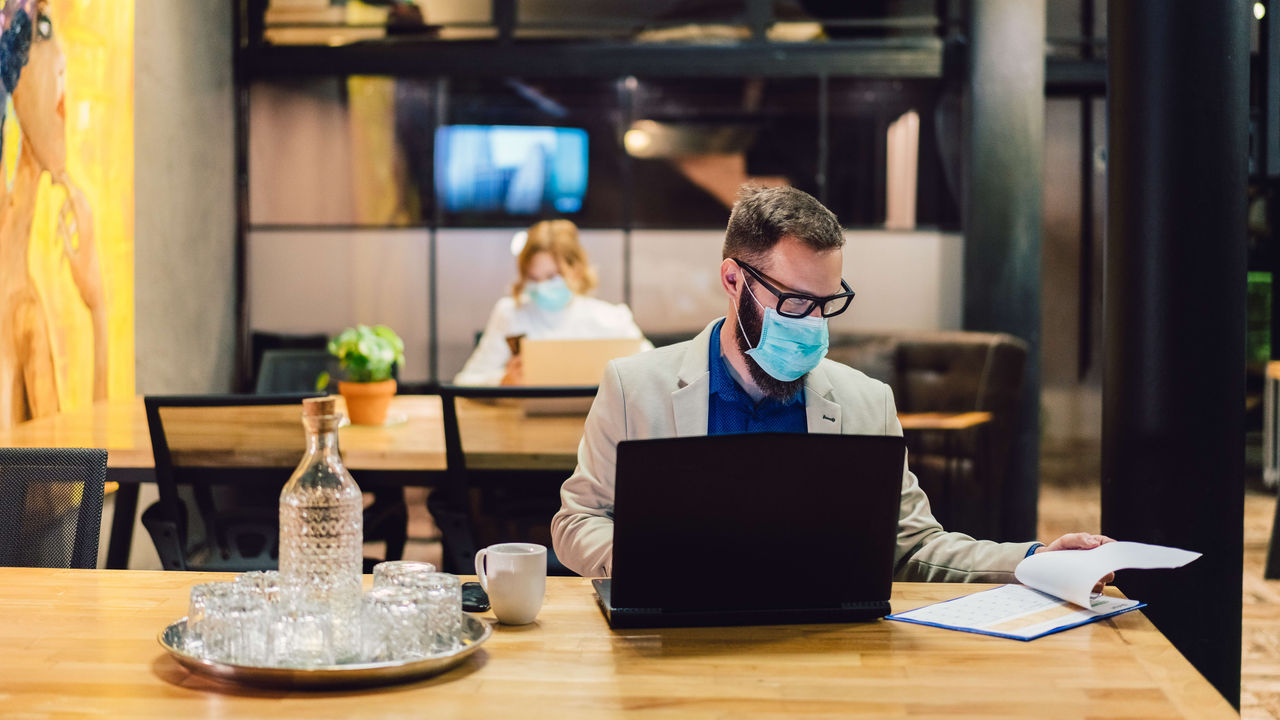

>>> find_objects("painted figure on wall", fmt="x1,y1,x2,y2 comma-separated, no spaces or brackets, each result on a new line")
0,0,130,429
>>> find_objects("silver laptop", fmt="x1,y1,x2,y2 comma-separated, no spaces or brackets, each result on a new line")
519,338,647,414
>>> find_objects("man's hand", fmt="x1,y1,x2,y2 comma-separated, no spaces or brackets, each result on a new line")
1036,532,1114,554
1035,532,1116,593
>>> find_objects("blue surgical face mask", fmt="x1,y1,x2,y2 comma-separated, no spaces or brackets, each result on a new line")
526,275,573,312
734,280,830,382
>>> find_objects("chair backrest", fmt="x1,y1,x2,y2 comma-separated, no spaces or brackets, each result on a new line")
0,448,106,569
255,349,340,394
824,330,1027,417
891,332,1028,417
250,331,328,390
144,393,321,568
437,385,599,476
434,385,598,573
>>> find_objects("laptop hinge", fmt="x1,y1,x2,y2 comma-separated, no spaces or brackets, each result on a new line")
841,601,888,610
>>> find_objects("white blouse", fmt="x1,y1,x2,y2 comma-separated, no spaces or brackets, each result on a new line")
453,295,651,386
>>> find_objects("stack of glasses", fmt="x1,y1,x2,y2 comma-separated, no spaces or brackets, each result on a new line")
184,561,463,667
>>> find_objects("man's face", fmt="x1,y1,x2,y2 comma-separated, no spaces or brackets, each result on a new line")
731,236,844,400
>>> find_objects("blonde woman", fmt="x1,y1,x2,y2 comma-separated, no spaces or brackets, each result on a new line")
454,220,648,386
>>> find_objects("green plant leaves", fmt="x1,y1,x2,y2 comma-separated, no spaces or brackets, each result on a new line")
327,324,405,383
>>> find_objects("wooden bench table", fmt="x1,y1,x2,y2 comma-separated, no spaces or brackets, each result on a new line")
0,568,1236,719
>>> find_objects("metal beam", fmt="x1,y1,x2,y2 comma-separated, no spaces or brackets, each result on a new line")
240,39,943,79
1045,57,1106,96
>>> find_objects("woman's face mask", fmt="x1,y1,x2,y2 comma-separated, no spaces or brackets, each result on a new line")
526,275,573,312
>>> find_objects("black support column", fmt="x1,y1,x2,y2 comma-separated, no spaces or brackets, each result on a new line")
1103,1,1248,707
962,0,1045,542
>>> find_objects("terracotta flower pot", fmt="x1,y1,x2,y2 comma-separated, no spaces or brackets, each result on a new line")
338,379,397,425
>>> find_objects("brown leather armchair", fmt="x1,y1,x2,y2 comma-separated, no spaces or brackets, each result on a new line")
824,331,1028,539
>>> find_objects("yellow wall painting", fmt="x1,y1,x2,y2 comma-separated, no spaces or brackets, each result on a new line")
0,0,133,429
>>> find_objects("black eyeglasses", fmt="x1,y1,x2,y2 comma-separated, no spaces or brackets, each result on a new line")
734,259,855,319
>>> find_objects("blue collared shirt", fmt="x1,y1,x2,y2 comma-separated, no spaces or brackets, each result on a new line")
707,319,807,436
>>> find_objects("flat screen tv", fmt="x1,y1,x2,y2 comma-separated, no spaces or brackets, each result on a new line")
434,125,589,214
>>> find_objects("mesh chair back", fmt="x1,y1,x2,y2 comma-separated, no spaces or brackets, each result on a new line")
255,349,340,395
0,448,106,569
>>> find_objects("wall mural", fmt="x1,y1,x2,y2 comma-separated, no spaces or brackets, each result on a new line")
0,0,132,429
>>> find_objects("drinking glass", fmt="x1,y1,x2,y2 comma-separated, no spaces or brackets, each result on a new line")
186,582,240,657
235,570,285,604
203,586,272,664
405,573,462,654
270,595,335,668
361,586,430,662
372,561,437,589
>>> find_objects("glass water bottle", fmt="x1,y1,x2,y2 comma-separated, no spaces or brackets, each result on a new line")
279,396,364,661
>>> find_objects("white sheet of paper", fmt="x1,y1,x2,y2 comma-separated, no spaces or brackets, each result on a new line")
1014,541,1201,608
893,584,1140,640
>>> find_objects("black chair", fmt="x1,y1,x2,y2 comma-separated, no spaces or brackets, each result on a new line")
0,448,106,569
249,331,329,391
141,393,320,572
254,349,340,394
428,385,598,576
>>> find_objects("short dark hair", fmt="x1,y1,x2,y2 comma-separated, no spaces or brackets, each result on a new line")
722,185,844,266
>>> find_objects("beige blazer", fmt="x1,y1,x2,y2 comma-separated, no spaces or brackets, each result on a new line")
550,320,1036,581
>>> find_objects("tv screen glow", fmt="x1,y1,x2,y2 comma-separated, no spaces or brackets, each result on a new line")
435,125,589,214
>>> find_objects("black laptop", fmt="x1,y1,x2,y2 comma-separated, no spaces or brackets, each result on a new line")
593,432,905,629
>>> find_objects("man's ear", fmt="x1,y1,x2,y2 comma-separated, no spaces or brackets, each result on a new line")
720,257,742,296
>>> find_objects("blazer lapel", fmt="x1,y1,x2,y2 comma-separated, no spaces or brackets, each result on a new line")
672,377,710,437
804,365,842,434
671,320,718,437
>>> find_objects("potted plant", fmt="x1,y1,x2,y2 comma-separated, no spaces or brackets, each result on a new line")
324,324,405,425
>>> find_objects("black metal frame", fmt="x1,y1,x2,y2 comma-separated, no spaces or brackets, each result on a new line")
142,393,321,570
241,39,945,81
230,0,1110,391
230,1,960,390
432,384,598,574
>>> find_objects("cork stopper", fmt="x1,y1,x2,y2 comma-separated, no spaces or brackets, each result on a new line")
302,396,338,417
301,396,343,432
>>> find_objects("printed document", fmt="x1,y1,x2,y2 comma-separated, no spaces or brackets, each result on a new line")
887,541,1200,640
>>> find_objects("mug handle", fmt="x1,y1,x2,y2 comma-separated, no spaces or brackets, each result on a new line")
474,549,489,591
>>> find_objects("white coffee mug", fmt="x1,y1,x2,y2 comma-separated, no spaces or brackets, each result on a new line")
474,542,547,625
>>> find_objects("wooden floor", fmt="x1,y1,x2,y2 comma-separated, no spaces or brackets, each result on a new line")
1039,437,1276,719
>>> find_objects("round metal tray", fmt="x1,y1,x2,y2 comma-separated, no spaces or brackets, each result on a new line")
158,614,491,689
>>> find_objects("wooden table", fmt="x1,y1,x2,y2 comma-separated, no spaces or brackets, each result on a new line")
898,410,992,431
0,395,587,474
0,397,990,474
0,568,1235,719
0,398,992,570
0,396,588,569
